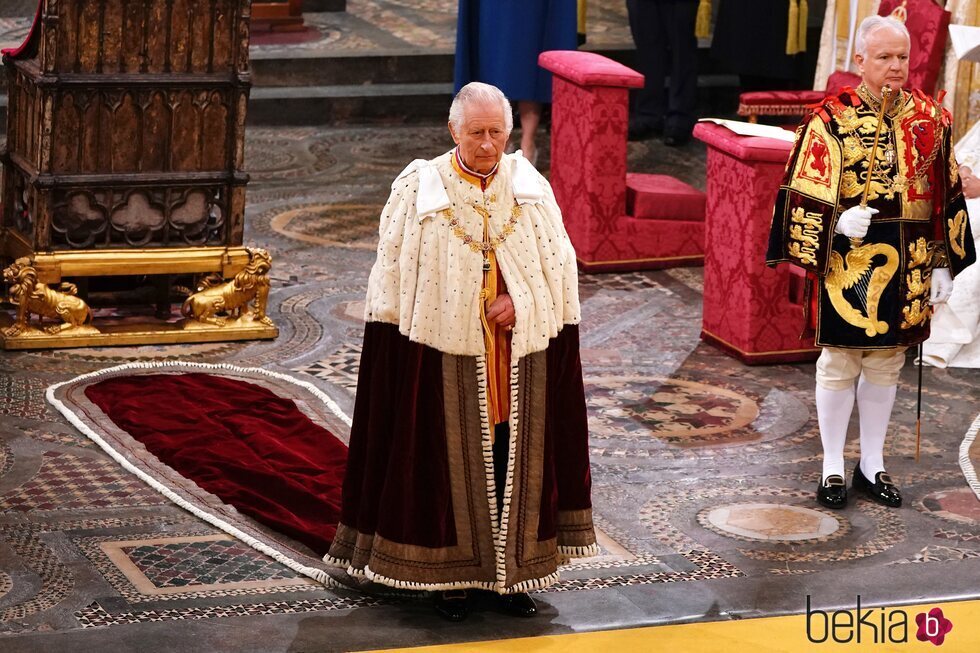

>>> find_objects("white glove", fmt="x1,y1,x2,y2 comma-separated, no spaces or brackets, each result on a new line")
930,267,953,304
834,206,879,239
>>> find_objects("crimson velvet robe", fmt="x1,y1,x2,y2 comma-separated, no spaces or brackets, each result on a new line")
325,151,598,593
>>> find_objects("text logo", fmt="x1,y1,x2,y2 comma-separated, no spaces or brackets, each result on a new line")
806,595,907,644
915,607,953,646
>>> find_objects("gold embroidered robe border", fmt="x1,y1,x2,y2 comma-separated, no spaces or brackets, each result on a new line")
766,88,977,349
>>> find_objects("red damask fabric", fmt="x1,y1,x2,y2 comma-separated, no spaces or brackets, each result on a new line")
538,50,644,89
544,51,703,270
626,173,705,221
85,373,348,555
694,122,819,363
878,0,950,94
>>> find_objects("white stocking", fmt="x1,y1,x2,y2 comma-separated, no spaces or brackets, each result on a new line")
816,384,855,481
856,375,897,479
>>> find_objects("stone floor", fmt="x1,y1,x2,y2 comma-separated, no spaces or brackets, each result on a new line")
0,0,634,54
0,121,979,652
1,2,979,651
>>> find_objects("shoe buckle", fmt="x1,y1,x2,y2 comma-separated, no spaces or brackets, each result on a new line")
823,475,845,487
877,473,893,486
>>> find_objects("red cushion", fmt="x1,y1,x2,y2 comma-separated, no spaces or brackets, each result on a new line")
538,50,645,89
739,90,826,107
626,173,705,221
692,122,795,164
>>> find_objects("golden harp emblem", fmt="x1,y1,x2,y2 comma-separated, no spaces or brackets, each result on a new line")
948,210,968,258
825,243,900,337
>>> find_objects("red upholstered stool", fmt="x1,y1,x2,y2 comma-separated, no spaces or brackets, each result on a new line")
539,50,703,271
626,173,705,221
625,173,705,266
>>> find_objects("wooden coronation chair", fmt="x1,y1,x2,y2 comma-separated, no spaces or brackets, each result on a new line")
0,0,277,349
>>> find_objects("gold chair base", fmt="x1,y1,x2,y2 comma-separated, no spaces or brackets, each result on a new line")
0,314,278,350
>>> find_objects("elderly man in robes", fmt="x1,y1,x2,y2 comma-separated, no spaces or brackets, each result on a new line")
767,16,976,510
325,82,598,621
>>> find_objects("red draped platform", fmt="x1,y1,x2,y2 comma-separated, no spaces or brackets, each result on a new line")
693,122,819,365
539,51,705,272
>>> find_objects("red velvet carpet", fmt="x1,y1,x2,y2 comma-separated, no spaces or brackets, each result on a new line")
47,362,351,583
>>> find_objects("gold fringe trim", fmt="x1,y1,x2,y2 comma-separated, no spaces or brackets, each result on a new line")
737,102,809,117
322,555,560,594
695,0,711,39
505,570,561,594
558,543,600,559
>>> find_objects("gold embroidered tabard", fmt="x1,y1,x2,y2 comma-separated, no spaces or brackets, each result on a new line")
825,242,899,337
834,86,943,219
948,210,968,258
901,237,932,330
787,208,824,266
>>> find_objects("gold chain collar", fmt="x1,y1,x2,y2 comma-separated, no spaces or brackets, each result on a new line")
439,202,523,255
856,83,904,118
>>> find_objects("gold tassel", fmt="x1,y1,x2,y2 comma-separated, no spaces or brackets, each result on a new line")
786,0,800,55
695,0,711,39
798,0,808,53
577,0,587,36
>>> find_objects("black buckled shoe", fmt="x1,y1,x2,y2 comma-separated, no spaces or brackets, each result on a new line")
816,474,847,509
498,592,537,618
434,590,469,622
853,465,902,508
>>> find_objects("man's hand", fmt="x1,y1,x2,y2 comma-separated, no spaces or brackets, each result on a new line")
486,293,516,329
835,205,879,239
961,167,980,199
930,268,953,304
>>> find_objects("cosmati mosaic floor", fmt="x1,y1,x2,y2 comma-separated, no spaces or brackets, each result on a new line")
0,0,633,54
1,120,979,652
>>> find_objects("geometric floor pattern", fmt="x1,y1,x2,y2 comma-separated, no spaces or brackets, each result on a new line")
0,115,977,650
0,113,978,649
1,9,979,651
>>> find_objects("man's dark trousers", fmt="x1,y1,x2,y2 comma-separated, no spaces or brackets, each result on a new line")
626,0,699,140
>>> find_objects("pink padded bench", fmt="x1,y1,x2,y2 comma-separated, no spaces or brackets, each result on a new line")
539,50,705,272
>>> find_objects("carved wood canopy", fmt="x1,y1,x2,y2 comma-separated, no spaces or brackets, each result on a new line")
1,0,253,254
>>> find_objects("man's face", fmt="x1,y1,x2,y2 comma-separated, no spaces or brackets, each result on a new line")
448,102,508,174
855,27,910,97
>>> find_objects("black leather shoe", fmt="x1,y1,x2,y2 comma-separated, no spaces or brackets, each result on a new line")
498,592,537,617
853,465,902,507
434,590,469,622
816,474,847,509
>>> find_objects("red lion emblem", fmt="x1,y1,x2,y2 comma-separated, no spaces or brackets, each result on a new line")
808,138,829,178
910,121,935,160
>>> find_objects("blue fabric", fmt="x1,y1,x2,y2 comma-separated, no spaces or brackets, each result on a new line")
454,0,578,104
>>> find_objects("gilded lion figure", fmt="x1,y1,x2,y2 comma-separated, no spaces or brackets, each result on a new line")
181,248,274,327
3,258,95,337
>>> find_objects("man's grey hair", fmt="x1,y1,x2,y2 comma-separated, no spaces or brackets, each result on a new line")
855,15,910,58
449,82,513,134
